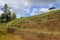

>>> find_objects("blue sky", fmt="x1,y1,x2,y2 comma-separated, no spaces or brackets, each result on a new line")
0,0,60,18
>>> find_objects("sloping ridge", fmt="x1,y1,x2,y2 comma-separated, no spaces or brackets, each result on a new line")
1,9,60,40
8,9,60,31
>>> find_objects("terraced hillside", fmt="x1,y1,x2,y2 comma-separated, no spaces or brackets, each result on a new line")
0,9,60,40
8,9,60,31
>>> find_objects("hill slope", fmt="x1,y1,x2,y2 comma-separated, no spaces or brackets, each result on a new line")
8,9,60,31
0,9,60,40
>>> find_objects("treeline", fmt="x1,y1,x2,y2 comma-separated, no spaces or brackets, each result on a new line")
0,4,16,23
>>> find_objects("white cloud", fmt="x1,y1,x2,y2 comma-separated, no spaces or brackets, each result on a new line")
39,8,49,12
0,0,60,12
22,1,28,6
0,0,59,10
0,0,25,12
0,0,5,6
31,8,50,16
0,0,60,18
31,8,39,16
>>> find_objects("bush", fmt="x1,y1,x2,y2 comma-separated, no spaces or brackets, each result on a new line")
7,27,16,34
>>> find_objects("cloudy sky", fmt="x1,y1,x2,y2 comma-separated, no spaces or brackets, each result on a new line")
0,0,60,18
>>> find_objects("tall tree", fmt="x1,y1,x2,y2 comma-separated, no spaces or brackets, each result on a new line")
0,4,16,23
1,4,10,13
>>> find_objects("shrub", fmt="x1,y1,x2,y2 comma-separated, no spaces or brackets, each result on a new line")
7,27,16,34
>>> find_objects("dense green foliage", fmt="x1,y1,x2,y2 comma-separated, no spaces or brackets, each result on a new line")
0,4,16,23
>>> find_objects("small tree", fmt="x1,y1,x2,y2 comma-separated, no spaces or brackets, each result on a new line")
11,13,16,20
0,4,16,23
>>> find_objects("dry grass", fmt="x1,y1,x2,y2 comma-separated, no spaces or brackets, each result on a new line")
14,29,60,40
0,9,60,40
0,34,23,40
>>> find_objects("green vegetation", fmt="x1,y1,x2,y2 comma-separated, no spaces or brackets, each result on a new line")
0,4,16,23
